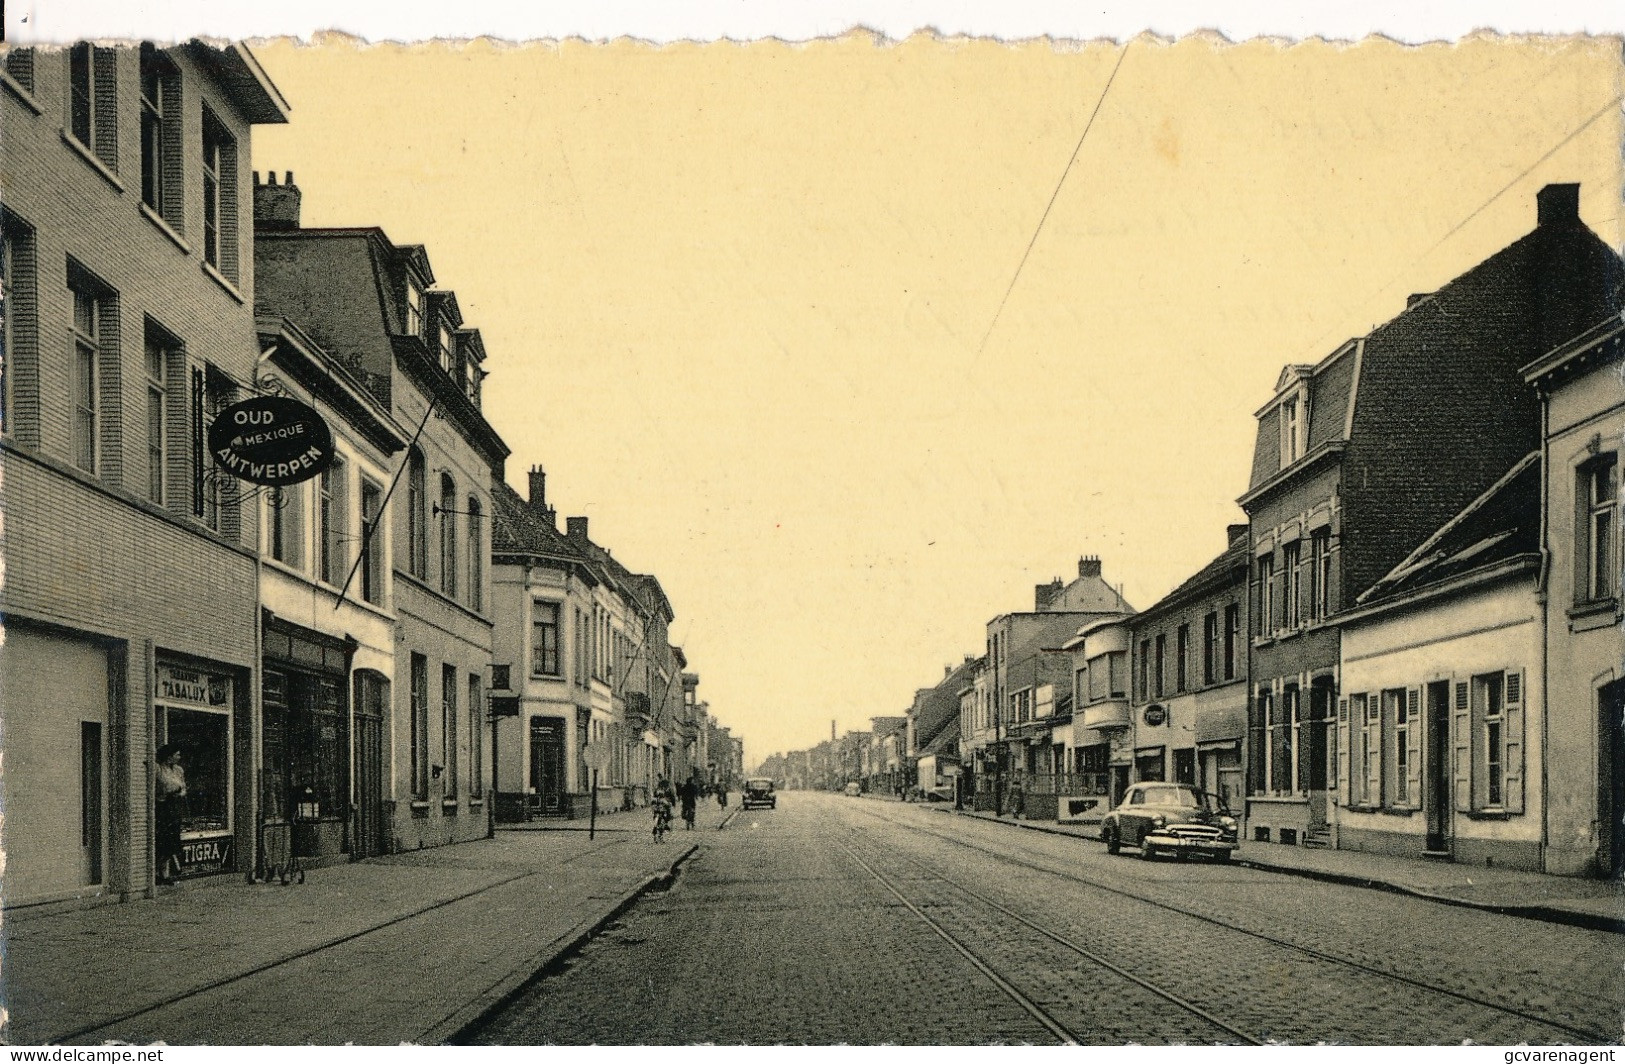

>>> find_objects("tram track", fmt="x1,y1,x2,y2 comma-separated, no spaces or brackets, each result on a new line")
836,832,1261,1045
848,800,1615,1044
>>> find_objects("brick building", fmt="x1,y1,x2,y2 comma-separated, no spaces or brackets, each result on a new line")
0,42,288,904
1240,184,1622,848
253,181,509,852
1123,525,1250,812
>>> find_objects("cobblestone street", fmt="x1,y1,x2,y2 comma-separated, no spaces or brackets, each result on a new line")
466,793,1622,1045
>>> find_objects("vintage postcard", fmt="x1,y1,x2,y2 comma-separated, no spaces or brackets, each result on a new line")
0,10,1621,1049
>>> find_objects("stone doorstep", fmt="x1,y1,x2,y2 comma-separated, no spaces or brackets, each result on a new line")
918,803,1625,935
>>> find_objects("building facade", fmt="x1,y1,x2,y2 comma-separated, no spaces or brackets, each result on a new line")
1523,319,1624,876
0,42,288,906
1241,184,1621,848
254,183,509,852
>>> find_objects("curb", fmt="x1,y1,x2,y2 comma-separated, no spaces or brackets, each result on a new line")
930,805,1624,935
718,805,743,830
433,842,701,1044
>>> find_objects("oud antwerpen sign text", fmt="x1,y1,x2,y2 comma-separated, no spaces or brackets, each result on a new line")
209,395,336,486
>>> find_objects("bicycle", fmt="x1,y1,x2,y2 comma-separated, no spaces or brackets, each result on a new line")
651,799,673,842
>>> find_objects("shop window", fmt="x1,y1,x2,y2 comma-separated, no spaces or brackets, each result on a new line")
156,665,233,842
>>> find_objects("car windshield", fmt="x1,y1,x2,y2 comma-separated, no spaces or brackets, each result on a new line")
1140,785,1227,813
746,780,772,790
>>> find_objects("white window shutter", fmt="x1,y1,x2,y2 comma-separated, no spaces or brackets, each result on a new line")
1503,669,1525,814
1335,697,1350,804
1406,687,1422,807
1364,695,1382,806
1452,680,1472,812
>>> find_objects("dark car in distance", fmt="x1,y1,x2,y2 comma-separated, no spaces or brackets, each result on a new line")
741,777,777,810
1100,782,1238,861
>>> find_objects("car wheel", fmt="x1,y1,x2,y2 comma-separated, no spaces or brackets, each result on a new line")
1104,829,1120,855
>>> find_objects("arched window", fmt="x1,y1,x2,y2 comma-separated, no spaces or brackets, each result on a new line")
439,472,457,597
406,449,427,579
466,495,483,611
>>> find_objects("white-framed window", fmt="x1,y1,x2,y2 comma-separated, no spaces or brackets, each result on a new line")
69,278,102,473
1458,670,1524,813
1309,529,1332,620
442,664,458,799
1279,391,1304,468
439,473,457,597
318,457,346,586
143,334,168,503
406,448,427,579
1257,553,1276,635
1358,693,1381,805
466,496,483,611
1381,688,1419,807
405,278,423,338
201,107,239,282
468,673,483,798
438,322,455,375
1268,685,1298,794
359,478,385,604
1224,604,1239,680
531,600,561,677
268,483,305,569
1282,541,1301,630
1011,687,1032,724
1581,454,1617,602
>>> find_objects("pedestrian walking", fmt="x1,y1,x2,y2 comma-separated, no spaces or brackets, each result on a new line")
154,744,187,884
679,776,699,830
716,781,728,808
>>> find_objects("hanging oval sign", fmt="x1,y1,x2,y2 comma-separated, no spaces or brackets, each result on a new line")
1143,704,1167,727
208,395,335,486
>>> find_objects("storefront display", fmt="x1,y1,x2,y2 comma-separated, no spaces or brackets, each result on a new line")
155,663,236,878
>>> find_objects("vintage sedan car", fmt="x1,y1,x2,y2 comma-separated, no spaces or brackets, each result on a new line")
844,781,862,797
1100,782,1238,861
741,777,778,809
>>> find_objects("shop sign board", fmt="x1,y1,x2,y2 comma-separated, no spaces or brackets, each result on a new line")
208,395,335,486
179,835,234,877
156,665,231,709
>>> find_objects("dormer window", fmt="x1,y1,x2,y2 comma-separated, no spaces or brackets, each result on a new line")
1279,392,1305,469
437,322,454,374
405,279,423,339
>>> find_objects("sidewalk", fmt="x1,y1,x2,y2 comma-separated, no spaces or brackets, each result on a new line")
920,803,1624,933
1,802,729,1045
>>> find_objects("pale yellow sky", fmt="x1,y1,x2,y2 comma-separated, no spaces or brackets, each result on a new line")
251,34,1622,764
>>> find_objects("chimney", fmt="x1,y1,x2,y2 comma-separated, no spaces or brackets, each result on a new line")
1034,577,1063,611
1078,555,1103,579
566,516,588,541
1228,524,1249,545
253,170,301,231
1537,183,1580,227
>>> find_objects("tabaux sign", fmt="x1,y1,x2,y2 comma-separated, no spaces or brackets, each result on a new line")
156,665,231,709
208,396,335,486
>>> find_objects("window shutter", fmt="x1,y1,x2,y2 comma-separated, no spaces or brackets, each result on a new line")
1364,696,1382,806
1335,697,1350,804
1503,670,1524,814
1452,680,1471,812
1405,687,1422,808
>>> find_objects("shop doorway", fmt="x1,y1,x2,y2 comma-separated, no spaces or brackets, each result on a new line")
1425,680,1452,853
352,671,388,859
530,716,566,814
1173,748,1196,785
1601,680,1625,879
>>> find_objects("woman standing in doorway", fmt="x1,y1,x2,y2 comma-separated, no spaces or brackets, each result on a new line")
154,744,187,884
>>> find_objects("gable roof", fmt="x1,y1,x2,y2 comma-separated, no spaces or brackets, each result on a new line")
1354,452,1540,610
1132,530,1249,626
491,479,592,572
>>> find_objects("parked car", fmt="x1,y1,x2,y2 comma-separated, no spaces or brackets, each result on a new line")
742,777,778,809
1100,782,1238,861
844,781,862,797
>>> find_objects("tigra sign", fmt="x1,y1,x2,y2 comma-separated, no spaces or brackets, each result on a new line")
209,396,335,486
